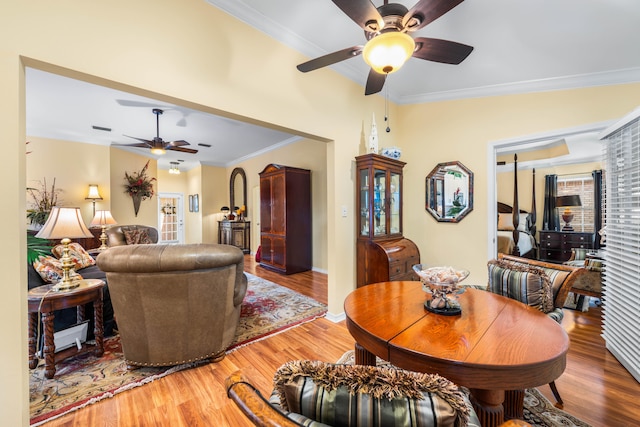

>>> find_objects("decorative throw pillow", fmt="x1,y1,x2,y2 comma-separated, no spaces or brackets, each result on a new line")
497,213,528,232
52,242,96,269
123,228,153,245
487,259,553,313
272,360,471,427
33,255,83,284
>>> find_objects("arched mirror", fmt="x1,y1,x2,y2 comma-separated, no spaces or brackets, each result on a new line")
229,167,247,217
425,161,474,223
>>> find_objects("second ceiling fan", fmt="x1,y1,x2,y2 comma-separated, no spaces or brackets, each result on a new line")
115,108,198,155
297,0,473,95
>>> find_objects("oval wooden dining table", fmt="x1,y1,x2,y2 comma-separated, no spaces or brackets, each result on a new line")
344,281,569,427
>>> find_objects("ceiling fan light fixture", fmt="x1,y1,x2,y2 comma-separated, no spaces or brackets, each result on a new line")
150,147,166,155
363,31,415,74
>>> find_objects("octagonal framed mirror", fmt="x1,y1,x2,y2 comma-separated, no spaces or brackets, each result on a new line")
425,161,474,223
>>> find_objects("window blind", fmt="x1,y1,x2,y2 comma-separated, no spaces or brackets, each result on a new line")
600,109,640,383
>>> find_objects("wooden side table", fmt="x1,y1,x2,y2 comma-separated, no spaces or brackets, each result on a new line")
28,279,105,379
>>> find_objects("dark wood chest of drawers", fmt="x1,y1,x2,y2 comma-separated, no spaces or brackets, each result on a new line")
538,230,595,262
356,238,420,287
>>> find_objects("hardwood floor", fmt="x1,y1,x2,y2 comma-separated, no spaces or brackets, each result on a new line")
43,256,639,427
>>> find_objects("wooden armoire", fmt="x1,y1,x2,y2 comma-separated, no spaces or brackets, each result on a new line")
259,164,311,274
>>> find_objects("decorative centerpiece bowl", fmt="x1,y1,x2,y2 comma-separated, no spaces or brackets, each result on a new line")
412,264,469,316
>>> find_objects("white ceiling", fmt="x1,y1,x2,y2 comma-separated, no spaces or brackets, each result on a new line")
26,0,640,171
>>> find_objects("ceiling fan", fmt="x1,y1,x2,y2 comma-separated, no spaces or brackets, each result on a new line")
114,108,198,155
297,0,473,95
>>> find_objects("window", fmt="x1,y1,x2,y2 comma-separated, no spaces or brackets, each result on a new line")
601,110,640,383
557,175,595,232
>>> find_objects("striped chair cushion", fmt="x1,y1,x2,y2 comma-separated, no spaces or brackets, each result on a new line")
487,259,554,313
584,258,603,272
272,360,476,427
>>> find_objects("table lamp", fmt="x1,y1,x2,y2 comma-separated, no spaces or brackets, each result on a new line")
220,206,230,220
85,184,103,217
90,210,118,250
35,207,94,291
556,195,582,231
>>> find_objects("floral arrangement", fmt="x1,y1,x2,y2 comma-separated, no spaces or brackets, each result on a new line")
27,178,63,226
124,160,156,200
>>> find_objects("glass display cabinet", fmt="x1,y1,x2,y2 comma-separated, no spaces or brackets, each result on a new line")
355,153,419,287
358,155,403,239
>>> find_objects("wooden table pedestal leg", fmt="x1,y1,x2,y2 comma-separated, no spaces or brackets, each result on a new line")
42,311,56,379
354,343,377,366
94,293,104,356
470,389,505,427
28,313,39,369
504,390,525,420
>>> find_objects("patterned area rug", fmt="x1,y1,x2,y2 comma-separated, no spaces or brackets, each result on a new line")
337,350,592,427
29,273,326,425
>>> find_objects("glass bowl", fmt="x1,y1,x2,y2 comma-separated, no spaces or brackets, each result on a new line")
412,264,469,315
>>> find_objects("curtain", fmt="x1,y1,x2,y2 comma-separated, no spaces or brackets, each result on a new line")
592,169,603,249
542,174,558,231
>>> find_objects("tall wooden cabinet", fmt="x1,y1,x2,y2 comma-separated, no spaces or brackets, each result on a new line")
356,153,420,287
259,164,311,274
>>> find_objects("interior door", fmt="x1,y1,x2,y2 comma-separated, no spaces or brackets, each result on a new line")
158,193,184,244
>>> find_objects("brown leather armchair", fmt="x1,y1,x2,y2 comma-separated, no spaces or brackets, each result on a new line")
105,225,159,246
97,243,247,367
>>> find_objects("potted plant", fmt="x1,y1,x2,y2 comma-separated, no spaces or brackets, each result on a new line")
26,178,63,228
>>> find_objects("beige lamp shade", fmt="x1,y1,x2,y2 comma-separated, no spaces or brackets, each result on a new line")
35,207,93,240
90,210,118,227
85,184,103,201
35,207,93,290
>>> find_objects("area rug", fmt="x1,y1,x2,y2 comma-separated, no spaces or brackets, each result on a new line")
29,273,326,425
337,350,592,427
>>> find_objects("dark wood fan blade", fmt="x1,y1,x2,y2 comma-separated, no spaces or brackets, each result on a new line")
168,140,190,147
297,46,364,72
402,0,464,32
123,135,155,145
331,0,384,32
412,37,473,64
167,146,198,154
112,142,152,148
364,69,386,96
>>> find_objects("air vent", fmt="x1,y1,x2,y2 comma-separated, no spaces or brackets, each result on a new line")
92,125,112,132
198,143,211,147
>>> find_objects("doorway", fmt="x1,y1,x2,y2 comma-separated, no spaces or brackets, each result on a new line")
487,121,611,258
158,193,184,244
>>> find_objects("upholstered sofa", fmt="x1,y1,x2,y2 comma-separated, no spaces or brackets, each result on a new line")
105,224,159,247
97,243,248,367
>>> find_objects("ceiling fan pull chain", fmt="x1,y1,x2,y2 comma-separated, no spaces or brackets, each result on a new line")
385,84,391,133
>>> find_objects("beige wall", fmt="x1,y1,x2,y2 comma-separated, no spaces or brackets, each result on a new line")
26,137,111,226
201,165,229,244
3,0,640,423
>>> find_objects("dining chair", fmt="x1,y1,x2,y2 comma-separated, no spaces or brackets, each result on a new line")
486,254,586,407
